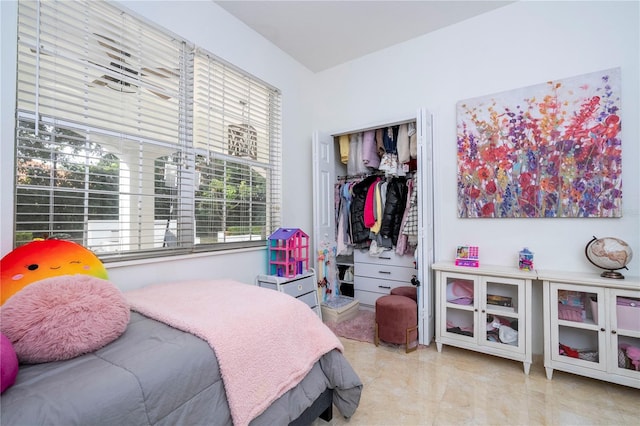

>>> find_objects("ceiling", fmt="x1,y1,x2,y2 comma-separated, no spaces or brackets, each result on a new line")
214,1,514,72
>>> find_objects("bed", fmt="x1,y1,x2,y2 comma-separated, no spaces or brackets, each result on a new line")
0,279,363,425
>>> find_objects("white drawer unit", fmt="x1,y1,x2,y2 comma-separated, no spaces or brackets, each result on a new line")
353,249,417,308
355,262,417,282
354,249,416,268
256,270,322,319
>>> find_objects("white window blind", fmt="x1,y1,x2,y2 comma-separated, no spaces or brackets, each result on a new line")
14,0,282,260
192,52,281,246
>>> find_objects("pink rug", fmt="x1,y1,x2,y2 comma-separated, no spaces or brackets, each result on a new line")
325,310,375,343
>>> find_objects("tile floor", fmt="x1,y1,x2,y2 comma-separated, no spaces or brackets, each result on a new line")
313,337,640,426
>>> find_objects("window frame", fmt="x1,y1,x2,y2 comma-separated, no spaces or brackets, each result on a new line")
14,0,282,261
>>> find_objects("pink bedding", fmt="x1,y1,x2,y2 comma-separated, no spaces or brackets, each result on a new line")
125,279,342,426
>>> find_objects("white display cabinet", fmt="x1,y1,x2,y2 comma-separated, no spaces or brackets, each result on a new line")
433,262,535,374
540,270,640,388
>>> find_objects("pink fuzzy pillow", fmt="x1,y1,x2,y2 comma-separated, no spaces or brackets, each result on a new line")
0,275,130,364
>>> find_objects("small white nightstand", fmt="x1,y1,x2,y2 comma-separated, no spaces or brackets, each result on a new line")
256,269,322,320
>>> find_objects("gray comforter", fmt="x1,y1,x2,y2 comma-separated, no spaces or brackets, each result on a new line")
0,312,362,425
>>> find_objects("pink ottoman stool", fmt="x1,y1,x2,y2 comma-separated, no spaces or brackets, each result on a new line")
390,286,417,302
375,295,418,353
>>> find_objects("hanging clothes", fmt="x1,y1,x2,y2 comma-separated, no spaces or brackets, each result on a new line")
375,128,385,157
350,175,379,245
363,177,381,228
397,123,410,164
380,177,408,247
402,176,419,247
396,178,414,255
332,121,418,256
336,180,354,256
347,133,358,175
355,132,369,175
339,134,350,164
408,122,417,159
382,126,399,153
362,130,380,169
369,180,384,235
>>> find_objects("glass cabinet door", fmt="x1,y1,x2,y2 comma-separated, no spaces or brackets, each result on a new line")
550,282,606,371
441,273,476,343
480,276,525,354
609,290,640,378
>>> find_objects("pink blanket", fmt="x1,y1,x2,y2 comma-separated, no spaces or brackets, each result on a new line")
125,279,342,426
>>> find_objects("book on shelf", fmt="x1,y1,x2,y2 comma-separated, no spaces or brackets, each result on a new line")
487,294,512,307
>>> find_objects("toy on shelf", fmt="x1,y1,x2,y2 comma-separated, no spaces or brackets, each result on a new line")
267,228,309,277
455,245,479,267
519,247,534,271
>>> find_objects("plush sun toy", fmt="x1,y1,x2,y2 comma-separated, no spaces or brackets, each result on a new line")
1,240,108,305
1,240,129,368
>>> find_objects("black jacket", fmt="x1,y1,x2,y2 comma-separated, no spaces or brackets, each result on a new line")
380,177,407,246
350,175,379,244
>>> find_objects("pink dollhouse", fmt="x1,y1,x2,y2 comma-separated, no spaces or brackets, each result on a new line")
268,228,309,277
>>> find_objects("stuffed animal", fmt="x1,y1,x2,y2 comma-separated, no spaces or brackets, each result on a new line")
0,240,128,366
1,239,108,305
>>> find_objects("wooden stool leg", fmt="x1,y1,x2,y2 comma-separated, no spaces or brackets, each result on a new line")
374,322,380,347
405,325,418,353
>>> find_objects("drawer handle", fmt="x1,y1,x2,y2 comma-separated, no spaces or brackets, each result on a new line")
379,256,391,260
378,285,391,289
378,271,392,274
297,284,303,291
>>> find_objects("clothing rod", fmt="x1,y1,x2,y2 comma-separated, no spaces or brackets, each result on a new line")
336,171,414,181
337,172,384,181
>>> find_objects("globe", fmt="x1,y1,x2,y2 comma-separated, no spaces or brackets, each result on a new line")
585,236,633,279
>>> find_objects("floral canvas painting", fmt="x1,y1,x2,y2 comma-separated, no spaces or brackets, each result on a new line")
456,68,622,218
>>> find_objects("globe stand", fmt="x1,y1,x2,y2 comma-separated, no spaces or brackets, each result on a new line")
585,236,633,281
600,270,625,279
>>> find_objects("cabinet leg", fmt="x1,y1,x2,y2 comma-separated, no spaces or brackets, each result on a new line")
523,362,531,375
545,367,553,380
436,342,442,352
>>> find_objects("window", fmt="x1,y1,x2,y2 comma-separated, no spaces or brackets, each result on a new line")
15,0,281,260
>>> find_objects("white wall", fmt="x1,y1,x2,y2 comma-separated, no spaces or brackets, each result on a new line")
0,0,315,291
311,0,640,277
2,1,638,293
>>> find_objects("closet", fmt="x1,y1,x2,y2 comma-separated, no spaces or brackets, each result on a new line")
312,108,435,345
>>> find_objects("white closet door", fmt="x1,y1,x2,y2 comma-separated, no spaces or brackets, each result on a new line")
417,107,435,346
312,131,336,263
